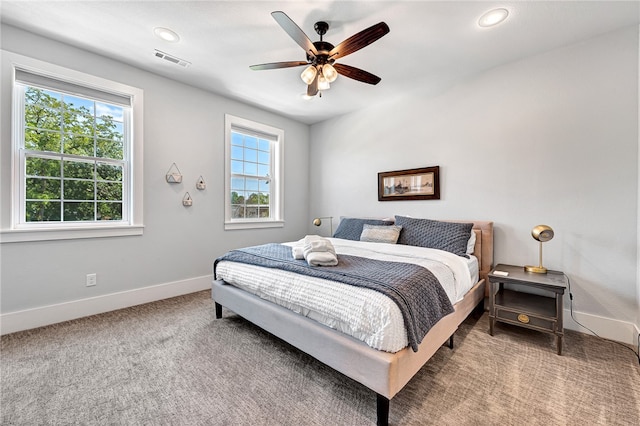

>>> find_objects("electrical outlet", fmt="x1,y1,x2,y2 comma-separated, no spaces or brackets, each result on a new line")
86,273,97,287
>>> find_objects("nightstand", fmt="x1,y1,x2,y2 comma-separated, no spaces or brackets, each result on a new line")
488,264,568,355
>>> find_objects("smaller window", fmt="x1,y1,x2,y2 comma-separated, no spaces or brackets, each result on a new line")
224,114,283,230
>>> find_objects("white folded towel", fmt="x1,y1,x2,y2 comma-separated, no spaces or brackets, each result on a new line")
302,236,338,267
305,251,338,267
291,235,323,260
303,235,323,245
291,246,305,260
303,239,336,256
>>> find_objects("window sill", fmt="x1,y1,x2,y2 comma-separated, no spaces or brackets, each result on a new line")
224,220,284,231
0,225,144,243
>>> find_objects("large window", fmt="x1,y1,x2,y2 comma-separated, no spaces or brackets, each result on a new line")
2,53,143,242
224,114,283,230
21,85,127,223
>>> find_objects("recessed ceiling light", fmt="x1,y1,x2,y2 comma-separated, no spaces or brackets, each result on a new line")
154,27,180,43
478,8,509,28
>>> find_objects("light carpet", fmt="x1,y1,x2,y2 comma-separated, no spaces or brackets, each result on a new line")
1,291,639,425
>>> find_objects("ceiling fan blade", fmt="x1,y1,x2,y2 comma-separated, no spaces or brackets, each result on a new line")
333,63,382,85
307,74,319,96
271,11,318,57
250,61,309,71
329,22,390,60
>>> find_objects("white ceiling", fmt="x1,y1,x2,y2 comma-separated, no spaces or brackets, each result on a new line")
1,1,639,124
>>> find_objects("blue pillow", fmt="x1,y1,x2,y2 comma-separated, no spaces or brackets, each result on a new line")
395,216,473,257
333,217,394,241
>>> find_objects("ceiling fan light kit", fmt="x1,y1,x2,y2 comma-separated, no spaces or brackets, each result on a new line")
321,63,338,82
317,75,330,91
250,11,389,98
300,65,317,84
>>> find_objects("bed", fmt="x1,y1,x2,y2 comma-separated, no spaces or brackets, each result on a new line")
212,218,493,426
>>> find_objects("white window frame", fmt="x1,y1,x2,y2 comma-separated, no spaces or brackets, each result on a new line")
224,114,284,230
0,51,144,243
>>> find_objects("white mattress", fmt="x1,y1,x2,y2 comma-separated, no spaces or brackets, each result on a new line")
215,238,478,353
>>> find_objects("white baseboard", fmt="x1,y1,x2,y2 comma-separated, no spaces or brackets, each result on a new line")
564,307,639,346
0,275,212,335
3,279,638,348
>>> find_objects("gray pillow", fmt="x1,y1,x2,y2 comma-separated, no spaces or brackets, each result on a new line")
360,224,402,244
395,216,473,257
333,217,394,241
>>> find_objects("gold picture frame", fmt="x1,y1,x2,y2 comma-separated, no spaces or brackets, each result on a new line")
378,166,440,201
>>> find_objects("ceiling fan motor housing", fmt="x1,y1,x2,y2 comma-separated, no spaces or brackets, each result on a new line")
307,21,335,66
308,41,335,65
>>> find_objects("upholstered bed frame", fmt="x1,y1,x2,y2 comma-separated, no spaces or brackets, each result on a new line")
212,220,493,426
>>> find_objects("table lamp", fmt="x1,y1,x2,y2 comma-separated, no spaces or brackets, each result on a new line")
312,216,333,237
524,225,554,274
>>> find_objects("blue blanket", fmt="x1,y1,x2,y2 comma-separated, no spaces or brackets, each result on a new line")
214,243,454,352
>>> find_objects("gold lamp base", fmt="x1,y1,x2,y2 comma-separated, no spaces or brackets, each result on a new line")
524,265,547,274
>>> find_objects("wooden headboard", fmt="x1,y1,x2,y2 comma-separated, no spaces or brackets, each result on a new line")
470,221,494,283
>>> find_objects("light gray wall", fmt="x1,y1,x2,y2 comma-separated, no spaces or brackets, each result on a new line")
310,26,639,331
1,22,638,339
0,25,310,313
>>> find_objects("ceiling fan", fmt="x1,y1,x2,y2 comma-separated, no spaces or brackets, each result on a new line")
250,11,390,97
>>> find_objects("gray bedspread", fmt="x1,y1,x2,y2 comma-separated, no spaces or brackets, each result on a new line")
214,243,454,352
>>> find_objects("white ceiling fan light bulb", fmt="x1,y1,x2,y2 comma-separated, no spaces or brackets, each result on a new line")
318,75,330,91
300,65,318,85
322,63,338,83
478,8,509,28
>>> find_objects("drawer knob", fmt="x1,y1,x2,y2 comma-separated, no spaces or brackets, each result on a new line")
517,313,530,324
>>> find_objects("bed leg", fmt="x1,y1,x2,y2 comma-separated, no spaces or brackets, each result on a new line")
448,335,454,349
376,394,389,426
215,302,222,319
473,299,484,318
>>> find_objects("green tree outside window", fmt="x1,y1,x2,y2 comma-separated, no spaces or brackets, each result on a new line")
23,87,125,222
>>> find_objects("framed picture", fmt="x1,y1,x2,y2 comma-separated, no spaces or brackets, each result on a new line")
378,166,440,201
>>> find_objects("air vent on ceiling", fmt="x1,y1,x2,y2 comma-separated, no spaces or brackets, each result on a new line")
154,50,191,68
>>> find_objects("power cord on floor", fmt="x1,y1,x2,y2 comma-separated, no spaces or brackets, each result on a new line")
567,276,640,365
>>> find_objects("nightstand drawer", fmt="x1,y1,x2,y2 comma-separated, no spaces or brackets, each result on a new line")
495,308,556,332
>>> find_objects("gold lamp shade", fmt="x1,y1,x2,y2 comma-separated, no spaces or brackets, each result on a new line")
525,225,554,274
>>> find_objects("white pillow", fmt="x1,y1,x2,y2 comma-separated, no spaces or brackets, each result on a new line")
467,229,476,255
360,224,402,244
